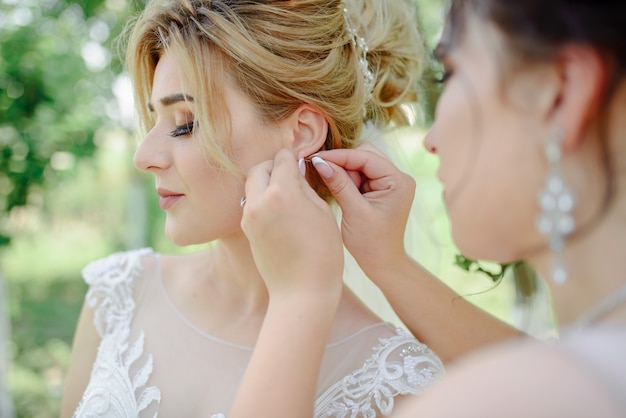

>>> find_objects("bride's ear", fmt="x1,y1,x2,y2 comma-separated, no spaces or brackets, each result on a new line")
281,104,328,159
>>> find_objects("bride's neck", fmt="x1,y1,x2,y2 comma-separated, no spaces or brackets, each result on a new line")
209,235,270,311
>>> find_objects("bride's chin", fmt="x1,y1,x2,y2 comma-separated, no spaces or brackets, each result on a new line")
164,227,202,247
165,227,223,248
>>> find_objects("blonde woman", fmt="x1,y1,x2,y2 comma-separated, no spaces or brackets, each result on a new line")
60,0,445,417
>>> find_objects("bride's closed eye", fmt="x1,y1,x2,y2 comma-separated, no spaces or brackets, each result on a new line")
169,121,195,137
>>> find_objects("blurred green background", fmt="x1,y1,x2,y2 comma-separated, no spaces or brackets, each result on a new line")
0,0,547,417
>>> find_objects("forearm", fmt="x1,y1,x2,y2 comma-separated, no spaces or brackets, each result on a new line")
229,292,340,418
60,303,100,418
372,256,521,364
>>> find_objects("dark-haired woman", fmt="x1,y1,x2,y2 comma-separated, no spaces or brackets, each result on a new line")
238,0,626,416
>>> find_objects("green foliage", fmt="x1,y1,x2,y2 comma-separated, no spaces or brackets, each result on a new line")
454,255,541,306
0,1,144,416
414,0,448,125
8,277,86,417
454,254,522,283
0,0,142,247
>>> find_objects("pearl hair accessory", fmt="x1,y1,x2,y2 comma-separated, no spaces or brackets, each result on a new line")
342,3,375,103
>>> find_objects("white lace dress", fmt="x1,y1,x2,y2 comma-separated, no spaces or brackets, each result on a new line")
72,248,444,417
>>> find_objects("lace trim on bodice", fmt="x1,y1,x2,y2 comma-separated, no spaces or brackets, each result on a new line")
73,248,161,417
314,328,443,417
73,249,443,418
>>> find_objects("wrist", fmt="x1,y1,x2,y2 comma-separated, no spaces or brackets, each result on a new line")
359,250,414,287
264,291,340,343
269,288,341,310
265,266,343,300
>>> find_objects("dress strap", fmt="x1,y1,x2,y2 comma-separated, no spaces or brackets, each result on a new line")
570,282,626,332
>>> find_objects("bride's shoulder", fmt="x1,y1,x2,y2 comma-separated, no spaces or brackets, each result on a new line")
81,247,155,287
80,248,155,336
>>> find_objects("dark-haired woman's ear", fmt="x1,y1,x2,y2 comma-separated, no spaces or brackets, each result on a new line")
549,44,608,151
282,104,329,160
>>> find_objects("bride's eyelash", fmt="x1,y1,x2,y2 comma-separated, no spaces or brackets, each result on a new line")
169,121,195,137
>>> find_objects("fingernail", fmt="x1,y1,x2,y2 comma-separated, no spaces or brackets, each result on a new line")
298,158,306,176
311,156,333,179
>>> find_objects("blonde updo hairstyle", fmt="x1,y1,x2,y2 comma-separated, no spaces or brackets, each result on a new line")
124,0,426,199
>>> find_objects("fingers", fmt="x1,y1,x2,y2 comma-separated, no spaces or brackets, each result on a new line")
245,149,300,199
315,145,397,183
244,149,325,218
311,157,369,216
244,159,274,206
267,149,300,186
312,144,404,197
273,150,325,206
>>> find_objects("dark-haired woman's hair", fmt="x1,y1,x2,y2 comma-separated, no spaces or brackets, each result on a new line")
442,0,626,95
441,0,625,213
440,0,626,301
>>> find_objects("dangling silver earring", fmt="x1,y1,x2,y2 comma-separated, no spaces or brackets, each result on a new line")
535,128,576,285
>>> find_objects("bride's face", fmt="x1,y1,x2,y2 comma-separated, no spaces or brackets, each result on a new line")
133,50,286,245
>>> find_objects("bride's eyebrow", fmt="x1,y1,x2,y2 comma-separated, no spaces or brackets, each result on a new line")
147,93,195,112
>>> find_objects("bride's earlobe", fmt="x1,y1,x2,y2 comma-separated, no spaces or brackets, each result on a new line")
286,104,329,159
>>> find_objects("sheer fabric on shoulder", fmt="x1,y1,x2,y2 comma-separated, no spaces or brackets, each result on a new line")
73,249,443,417
560,325,626,413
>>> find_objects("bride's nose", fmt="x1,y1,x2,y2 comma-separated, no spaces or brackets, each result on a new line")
133,128,171,172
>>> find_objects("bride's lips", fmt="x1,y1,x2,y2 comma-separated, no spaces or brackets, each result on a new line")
157,187,184,210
